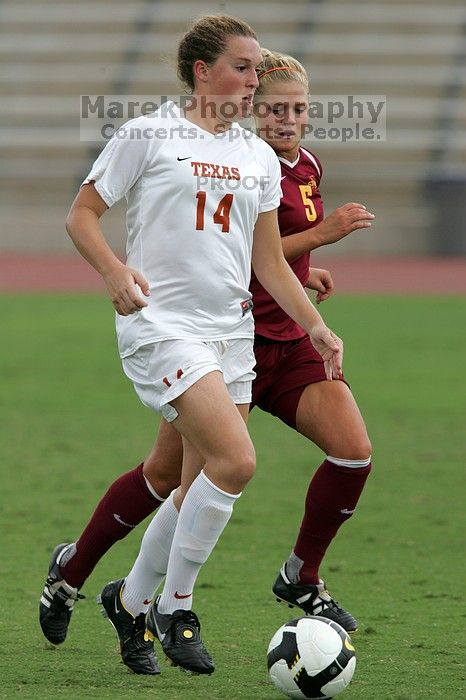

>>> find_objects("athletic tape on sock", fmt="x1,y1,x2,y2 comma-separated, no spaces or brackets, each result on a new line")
326,455,371,468
143,474,167,501
179,502,233,564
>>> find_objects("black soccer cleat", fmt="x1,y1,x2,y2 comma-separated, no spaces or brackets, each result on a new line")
97,579,160,675
272,565,358,633
146,595,215,674
39,542,84,645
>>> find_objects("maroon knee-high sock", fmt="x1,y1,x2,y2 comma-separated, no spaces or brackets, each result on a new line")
61,463,162,588
291,459,372,584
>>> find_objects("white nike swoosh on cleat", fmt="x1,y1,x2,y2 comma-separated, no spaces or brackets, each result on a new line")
152,618,166,642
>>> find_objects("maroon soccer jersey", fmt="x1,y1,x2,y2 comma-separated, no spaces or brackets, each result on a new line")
251,147,324,340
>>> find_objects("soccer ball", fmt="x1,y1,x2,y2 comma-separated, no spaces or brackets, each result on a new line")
267,616,356,699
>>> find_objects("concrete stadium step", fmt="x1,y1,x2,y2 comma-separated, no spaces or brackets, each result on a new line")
0,62,446,91
4,96,464,130
1,0,464,256
3,127,461,152
2,1,464,27
0,200,127,253
2,32,464,57
0,200,429,256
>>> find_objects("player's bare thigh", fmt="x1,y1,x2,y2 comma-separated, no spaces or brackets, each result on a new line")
296,380,372,459
170,370,255,495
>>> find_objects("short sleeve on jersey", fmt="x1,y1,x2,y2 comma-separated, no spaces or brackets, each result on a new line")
82,119,154,207
257,141,282,214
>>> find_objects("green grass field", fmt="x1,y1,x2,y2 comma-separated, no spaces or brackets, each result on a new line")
0,294,464,700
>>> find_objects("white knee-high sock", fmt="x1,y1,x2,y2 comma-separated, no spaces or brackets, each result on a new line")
157,470,240,615
122,491,179,616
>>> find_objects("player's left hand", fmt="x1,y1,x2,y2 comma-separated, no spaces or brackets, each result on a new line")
305,267,334,303
309,324,343,380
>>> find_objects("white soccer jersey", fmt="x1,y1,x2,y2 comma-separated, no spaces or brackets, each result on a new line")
84,102,281,358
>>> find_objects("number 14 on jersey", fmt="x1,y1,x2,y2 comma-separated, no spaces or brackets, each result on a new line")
195,192,234,233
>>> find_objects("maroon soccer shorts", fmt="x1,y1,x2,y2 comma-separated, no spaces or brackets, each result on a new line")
251,335,347,430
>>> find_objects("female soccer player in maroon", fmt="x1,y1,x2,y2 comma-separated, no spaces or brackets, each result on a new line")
250,49,372,629
39,45,373,675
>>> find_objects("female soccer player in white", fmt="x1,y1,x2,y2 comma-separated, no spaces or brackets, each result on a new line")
48,16,342,675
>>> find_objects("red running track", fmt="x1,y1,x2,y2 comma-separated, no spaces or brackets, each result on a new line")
0,254,465,294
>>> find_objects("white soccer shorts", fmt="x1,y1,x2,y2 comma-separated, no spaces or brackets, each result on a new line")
121,338,256,422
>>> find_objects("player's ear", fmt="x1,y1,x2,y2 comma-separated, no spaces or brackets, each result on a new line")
192,59,210,84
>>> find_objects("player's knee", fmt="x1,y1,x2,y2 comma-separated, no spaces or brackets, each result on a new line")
236,450,257,486
331,434,372,462
219,448,256,491
154,474,181,499
348,435,372,461
143,456,181,498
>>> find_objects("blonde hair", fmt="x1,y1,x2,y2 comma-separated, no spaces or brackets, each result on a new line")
177,15,257,91
256,48,309,95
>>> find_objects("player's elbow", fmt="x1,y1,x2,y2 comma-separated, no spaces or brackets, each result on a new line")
252,252,283,286
65,211,73,237
65,206,78,241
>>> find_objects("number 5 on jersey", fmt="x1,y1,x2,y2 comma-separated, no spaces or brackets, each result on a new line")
196,192,234,233
298,184,317,223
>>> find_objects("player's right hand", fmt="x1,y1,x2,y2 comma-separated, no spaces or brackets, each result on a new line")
102,262,150,316
306,267,334,303
309,324,344,381
318,202,375,245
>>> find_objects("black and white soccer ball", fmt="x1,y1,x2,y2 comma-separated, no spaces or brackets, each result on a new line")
267,616,356,699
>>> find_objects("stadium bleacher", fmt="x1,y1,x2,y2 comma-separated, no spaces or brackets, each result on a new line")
1,0,465,253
